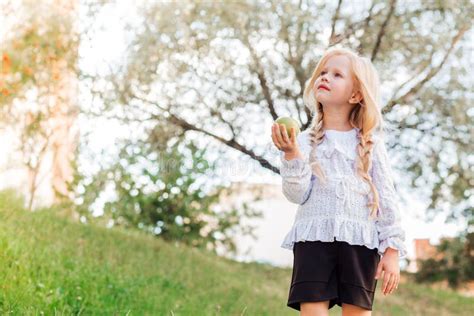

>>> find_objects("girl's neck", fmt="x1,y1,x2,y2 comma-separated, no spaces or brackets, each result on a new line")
322,114,354,131
321,103,355,131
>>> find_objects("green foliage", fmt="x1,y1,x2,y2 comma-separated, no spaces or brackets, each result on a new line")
0,12,78,110
415,232,474,289
73,135,263,257
0,1,80,209
0,188,26,213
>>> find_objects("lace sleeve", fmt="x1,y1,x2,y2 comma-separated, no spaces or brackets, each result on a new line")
371,136,408,259
279,131,314,205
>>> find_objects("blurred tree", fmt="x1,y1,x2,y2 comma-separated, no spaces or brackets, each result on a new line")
0,0,79,210
82,0,473,231
72,126,264,256
415,231,474,289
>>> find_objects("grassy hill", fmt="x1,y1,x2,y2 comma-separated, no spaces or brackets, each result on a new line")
0,190,472,315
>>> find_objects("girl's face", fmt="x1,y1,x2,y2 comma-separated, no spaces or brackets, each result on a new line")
313,55,358,107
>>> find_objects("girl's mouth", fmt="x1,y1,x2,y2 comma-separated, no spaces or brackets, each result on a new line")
317,84,330,91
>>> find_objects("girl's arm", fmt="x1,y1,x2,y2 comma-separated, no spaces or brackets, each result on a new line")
279,131,314,205
371,136,408,259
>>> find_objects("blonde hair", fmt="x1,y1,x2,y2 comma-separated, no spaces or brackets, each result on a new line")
303,46,386,220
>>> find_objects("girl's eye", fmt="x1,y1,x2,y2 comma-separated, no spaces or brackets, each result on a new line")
321,71,342,77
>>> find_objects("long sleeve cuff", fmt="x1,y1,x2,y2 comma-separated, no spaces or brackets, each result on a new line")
280,151,309,177
378,237,408,259
279,150,313,204
371,135,408,260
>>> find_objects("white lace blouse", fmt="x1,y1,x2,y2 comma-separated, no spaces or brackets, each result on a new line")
279,127,408,259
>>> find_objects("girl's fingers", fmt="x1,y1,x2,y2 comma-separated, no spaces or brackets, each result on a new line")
389,275,397,293
274,124,284,144
384,274,395,295
279,124,290,144
290,127,296,144
393,274,399,291
271,125,281,149
382,273,392,295
390,274,398,293
391,275,400,293
385,274,393,294
375,262,383,280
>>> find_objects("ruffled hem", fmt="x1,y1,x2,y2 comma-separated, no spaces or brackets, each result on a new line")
280,217,380,252
378,237,408,259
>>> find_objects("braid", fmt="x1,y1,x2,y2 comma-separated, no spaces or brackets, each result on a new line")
356,128,380,219
308,103,328,185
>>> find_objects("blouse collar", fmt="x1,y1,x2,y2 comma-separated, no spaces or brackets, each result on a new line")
317,128,360,160
324,127,359,139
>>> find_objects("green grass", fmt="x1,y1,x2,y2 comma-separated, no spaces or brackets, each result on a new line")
0,190,472,315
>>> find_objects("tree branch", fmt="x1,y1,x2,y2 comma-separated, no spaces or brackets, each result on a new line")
356,0,376,54
328,0,343,47
166,110,280,174
241,31,278,120
133,94,281,174
384,24,469,114
275,8,311,127
388,49,435,105
371,0,397,61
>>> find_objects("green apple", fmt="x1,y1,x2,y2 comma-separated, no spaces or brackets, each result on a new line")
275,116,300,137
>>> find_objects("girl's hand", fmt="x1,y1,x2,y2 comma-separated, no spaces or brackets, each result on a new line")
271,123,300,155
375,248,400,296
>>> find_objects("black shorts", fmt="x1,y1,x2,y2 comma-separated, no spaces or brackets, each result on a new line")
287,239,381,311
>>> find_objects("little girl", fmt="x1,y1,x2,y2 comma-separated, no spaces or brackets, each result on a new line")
271,47,407,315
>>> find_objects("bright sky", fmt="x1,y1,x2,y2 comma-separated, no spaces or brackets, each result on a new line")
1,1,467,267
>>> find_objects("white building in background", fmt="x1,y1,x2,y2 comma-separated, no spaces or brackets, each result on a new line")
214,181,297,267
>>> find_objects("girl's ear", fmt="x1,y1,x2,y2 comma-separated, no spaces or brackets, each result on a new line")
349,90,363,104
